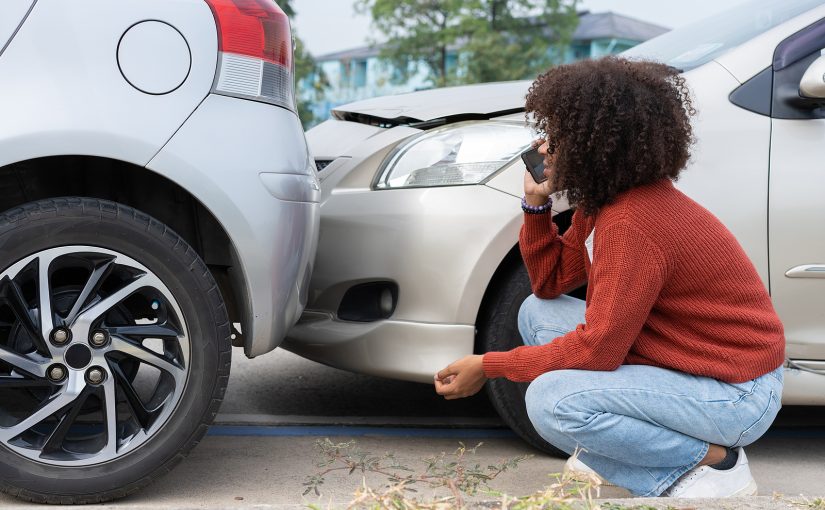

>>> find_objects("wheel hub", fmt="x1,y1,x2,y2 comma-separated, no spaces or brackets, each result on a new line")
64,344,92,370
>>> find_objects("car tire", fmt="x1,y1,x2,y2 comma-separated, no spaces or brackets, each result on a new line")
478,261,566,457
0,197,231,504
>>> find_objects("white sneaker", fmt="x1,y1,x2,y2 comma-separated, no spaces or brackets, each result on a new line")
662,447,758,498
563,456,614,486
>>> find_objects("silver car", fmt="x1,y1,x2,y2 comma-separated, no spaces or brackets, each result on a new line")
0,0,319,503
286,0,825,455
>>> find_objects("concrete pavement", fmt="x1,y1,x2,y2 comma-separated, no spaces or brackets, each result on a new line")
0,428,822,508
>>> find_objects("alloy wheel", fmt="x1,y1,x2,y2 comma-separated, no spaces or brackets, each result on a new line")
0,246,190,466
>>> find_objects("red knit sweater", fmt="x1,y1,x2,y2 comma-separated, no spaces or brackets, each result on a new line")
482,179,785,384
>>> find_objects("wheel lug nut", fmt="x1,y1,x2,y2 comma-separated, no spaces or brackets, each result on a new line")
48,364,67,383
90,330,108,348
51,328,71,346
86,367,106,385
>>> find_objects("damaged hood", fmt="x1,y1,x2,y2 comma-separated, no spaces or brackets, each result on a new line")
332,80,531,126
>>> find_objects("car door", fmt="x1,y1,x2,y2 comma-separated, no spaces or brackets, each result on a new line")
0,0,35,56
767,20,825,372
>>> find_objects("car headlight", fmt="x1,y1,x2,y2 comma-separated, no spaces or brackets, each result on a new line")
374,121,533,189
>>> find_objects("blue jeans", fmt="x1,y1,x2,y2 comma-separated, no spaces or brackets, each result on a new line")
519,294,784,497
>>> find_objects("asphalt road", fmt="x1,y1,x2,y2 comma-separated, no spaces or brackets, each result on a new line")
218,347,825,430
1,348,824,508
218,346,497,423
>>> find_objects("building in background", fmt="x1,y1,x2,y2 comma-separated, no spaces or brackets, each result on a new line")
300,11,668,124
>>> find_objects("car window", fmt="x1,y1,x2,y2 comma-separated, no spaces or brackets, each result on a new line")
622,0,824,71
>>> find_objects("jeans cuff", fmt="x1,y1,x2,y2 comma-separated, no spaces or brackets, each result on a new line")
642,440,709,497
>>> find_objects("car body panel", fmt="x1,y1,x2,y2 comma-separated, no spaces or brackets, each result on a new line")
332,81,530,123
308,184,521,324
715,4,825,82
0,0,34,55
285,312,474,382
148,94,320,357
307,119,386,161
0,0,216,168
769,117,825,361
784,361,825,405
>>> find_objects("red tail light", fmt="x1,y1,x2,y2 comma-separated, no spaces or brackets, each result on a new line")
204,0,295,111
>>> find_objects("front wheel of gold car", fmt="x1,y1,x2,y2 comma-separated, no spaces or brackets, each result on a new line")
0,198,231,504
478,262,566,457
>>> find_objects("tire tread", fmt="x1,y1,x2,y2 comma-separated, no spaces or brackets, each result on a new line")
0,198,232,505
479,261,565,457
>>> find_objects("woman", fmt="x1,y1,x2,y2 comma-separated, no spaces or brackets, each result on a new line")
434,57,785,498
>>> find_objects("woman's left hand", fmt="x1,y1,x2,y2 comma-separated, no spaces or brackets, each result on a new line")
434,355,487,400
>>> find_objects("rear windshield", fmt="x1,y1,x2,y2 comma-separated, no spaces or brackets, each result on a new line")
622,0,824,70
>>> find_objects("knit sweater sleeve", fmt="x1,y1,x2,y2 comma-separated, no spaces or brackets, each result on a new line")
484,220,669,382
519,209,588,299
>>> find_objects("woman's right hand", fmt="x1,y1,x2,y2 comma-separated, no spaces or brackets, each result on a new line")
524,139,556,205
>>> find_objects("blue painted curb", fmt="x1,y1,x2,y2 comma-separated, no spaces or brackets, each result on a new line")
207,425,517,438
206,424,825,439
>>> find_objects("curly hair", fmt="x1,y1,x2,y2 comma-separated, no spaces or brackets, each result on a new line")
525,56,696,216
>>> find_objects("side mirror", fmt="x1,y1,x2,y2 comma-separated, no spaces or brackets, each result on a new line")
800,54,825,99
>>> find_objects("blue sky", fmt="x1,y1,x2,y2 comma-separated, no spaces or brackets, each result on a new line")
291,0,751,57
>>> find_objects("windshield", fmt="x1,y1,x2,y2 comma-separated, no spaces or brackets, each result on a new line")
622,0,824,70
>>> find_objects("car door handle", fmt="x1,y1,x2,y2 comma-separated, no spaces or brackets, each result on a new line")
785,264,825,278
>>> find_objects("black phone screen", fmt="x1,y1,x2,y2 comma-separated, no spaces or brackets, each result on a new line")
521,147,547,184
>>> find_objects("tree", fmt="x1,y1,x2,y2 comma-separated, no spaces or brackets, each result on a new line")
356,0,579,88
463,0,579,83
355,0,469,88
293,36,329,128
279,0,296,17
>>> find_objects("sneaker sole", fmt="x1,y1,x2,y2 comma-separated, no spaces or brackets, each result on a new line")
730,479,758,497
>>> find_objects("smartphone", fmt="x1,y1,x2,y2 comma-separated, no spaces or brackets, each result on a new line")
521,146,547,184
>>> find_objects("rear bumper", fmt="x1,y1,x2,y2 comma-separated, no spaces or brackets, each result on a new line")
282,312,474,383
148,94,320,357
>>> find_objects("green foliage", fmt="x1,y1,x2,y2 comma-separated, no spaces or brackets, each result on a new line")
355,0,579,87
278,0,296,17
294,35,329,128
354,0,469,87
462,0,580,84
279,0,328,128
